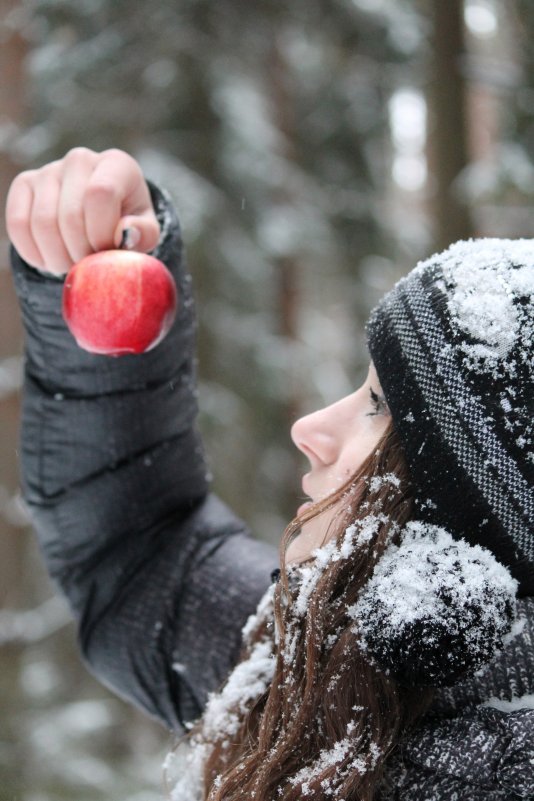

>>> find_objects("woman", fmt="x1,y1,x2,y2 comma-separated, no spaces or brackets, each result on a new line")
6,148,534,800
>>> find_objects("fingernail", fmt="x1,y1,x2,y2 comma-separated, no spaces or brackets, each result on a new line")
120,227,141,249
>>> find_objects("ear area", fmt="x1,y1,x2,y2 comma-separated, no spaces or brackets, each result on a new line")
349,521,518,687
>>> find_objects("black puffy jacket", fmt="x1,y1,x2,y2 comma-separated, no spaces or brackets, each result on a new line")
11,183,534,799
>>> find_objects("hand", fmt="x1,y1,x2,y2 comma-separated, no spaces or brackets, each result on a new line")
5,147,161,276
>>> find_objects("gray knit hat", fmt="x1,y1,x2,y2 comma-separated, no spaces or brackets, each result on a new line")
366,239,534,599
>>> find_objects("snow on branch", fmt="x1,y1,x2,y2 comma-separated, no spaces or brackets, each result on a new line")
0,596,71,646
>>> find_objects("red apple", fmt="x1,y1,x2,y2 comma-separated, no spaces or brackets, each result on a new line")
62,250,178,356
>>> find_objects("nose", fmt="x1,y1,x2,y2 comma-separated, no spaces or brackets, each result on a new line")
290,403,341,467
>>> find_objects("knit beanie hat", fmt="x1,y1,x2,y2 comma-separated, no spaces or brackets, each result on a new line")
360,238,534,686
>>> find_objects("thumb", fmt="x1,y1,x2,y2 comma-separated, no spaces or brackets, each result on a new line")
113,210,161,253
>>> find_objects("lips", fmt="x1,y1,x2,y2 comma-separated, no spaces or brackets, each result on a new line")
297,475,314,517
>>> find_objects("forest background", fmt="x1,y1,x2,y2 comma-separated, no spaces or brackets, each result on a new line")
0,1,533,799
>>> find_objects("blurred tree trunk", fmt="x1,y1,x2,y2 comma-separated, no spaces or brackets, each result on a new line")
268,39,301,411
267,36,304,513
0,1,32,793
426,0,475,250
501,0,534,237
509,1,534,160
0,2,30,608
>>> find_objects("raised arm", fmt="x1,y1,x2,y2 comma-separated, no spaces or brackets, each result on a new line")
6,148,277,731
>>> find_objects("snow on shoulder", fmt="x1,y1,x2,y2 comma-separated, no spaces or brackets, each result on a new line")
349,520,518,686
165,583,276,801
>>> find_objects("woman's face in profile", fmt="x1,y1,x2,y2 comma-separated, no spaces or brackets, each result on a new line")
287,361,391,563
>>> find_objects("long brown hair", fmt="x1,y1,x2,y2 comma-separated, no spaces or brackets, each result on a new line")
169,421,435,800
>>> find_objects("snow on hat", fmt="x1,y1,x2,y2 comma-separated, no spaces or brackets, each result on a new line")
366,239,534,597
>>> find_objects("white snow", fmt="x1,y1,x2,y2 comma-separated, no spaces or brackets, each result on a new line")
502,614,526,646
368,472,401,493
289,736,361,795
482,693,534,712
166,584,276,801
202,639,275,740
164,740,205,801
241,582,276,644
349,521,517,642
423,238,534,375
167,637,275,801
290,515,393,620
287,725,383,797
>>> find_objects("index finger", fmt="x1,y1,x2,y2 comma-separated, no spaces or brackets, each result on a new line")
5,172,45,269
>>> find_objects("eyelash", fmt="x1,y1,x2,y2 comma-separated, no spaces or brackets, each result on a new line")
367,387,389,417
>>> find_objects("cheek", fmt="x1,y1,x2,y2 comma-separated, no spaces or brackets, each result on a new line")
335,419,388,482
319,450,365,499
